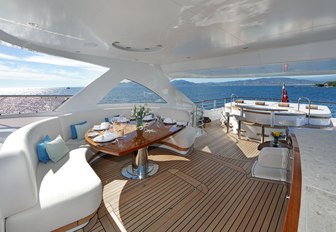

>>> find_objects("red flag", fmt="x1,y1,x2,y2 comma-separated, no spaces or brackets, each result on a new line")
281,83,288,102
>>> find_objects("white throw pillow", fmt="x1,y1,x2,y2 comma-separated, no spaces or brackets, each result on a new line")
45,135,69,162
75,122,91,140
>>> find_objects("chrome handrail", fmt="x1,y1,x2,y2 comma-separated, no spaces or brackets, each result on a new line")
194,96,336,118
298,97,311,124
230,93,238,107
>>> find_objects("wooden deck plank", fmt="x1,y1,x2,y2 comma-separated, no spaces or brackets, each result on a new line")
146,187,205,231
274,186,288,232
162,169,237,231
261,184,286,231
125,185,194,231
100,215,121,232
227,181,265,231
121,178,190,228
169,171,245,231
214,180,261,231
112,172,174,213
85,121,288,232
233,183,268,231
196,177,256,231
251,183,279,231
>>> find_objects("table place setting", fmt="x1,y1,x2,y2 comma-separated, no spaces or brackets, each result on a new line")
93,122,110,131
176,121,187,127
87,131,99,138
163,117,176,125
93,131,117,143
143,114,155,122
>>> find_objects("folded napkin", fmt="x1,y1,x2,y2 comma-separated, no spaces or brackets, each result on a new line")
93,131,117,142
100,122,110,130
143,115,154,121
103,130,114,136
93,122,110,130
164,117,176,124
117,116,129,123
93,125,101,130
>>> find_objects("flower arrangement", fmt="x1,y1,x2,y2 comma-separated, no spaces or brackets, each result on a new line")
271,131,283,147
131,104,150,130
271,131,283,138
131,104,150,119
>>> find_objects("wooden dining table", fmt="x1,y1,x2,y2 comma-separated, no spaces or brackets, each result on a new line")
85,120,184,179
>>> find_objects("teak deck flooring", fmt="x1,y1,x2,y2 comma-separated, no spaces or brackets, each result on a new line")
81,122,288,232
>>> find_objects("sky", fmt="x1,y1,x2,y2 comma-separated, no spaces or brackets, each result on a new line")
0,42,108,88
0,41,335,88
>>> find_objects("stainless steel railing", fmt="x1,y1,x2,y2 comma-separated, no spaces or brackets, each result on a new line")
195,96,336,117
297,97,311,124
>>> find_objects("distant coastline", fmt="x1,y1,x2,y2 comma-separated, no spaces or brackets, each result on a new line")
171,77,315,87
315,81,336,87
1,83,336,117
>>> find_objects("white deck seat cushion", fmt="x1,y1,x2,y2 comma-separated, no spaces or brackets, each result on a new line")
70,121,87,139
45,135,69,162
6,147,102,232
252,162,287,182
75,122,91,140
258,147,288,169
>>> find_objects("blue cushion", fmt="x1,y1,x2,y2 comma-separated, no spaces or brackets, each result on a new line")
37,135,51,163
70,121,87,139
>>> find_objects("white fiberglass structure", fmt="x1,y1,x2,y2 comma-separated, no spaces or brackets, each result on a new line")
0,0,336,113
1,0,336,232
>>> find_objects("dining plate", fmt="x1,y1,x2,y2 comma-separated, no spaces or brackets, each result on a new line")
164,122,176,125
87,131,99,138
117,117,129,123
143,115,155,122
163,118,176,124
93,122,110,130
93,133,117,142
176,121,186,126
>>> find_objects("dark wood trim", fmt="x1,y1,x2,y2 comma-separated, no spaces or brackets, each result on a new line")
85,122,184,156
282,129,302,232
53,211,96,232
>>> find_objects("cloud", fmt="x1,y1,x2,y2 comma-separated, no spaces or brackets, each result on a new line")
0,53,19,60
0,62,102,87
0,50,107,72
24,53,108,72
0,43,109,87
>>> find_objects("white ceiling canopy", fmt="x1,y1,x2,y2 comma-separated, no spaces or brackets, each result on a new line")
0,0,336,72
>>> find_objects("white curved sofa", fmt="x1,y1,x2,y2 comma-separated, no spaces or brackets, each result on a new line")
0,117,102,232
0,106,195,232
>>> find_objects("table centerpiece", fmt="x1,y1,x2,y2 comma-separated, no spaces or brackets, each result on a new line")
271,131,283,147
131,104,150,130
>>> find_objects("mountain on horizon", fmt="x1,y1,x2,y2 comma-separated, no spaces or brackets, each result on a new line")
171,77,315,87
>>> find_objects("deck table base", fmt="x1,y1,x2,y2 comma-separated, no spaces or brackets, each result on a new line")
121,147,159,179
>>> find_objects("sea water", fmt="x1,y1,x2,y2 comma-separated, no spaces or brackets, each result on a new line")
0,85,335,117
178,85,336,116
